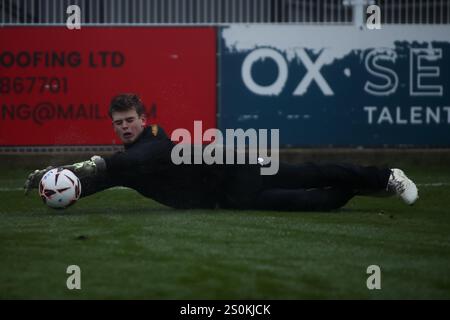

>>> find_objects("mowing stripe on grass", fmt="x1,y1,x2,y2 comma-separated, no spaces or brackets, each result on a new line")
1,184,449,192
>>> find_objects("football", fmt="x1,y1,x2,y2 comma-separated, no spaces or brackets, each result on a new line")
39,168,81,209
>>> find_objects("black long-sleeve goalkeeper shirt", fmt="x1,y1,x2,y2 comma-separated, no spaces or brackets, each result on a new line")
80,126,262,209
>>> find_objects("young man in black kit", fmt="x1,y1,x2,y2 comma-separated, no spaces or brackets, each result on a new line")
24,94,418,211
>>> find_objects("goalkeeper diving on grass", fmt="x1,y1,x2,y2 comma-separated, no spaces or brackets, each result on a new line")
24,94,419,211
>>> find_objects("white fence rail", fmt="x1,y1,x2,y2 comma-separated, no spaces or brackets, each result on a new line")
0,0,449,25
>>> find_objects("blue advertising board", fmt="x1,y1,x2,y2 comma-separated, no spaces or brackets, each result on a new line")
219,26,450,147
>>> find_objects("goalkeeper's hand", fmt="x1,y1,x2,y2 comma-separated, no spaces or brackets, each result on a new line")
23,156,106,196
24,166,54,195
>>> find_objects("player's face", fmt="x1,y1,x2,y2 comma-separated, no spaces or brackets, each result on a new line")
111,109,146,145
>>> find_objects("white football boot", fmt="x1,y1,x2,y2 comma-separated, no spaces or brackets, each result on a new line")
387,169,419,205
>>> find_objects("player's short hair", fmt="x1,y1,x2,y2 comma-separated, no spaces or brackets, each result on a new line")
109,93,145,118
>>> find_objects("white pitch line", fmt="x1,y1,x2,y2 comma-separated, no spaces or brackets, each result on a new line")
0,186,133,192
417,183,450,187
1,184,450,192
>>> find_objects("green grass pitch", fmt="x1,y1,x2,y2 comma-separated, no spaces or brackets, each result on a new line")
1,165,450,299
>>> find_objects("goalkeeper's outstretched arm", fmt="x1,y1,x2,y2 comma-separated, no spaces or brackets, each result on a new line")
24,156,116,197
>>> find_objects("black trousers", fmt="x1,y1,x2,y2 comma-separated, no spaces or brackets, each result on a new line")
250,162,392,211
